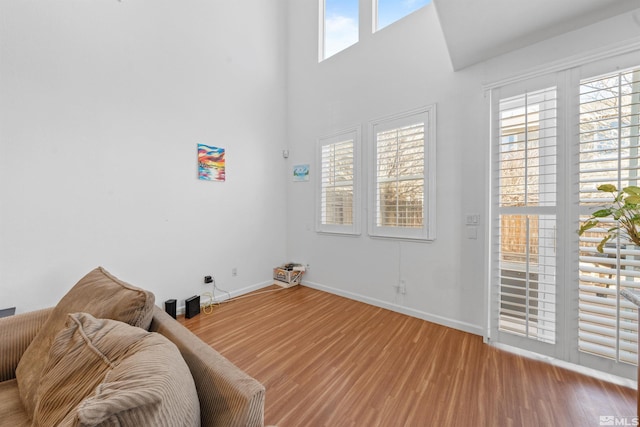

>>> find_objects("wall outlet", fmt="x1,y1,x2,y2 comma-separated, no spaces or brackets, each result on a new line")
465,214,480,225
232,267,237,277
393,282,406,294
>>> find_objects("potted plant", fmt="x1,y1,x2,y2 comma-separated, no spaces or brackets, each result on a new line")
578,184,640,253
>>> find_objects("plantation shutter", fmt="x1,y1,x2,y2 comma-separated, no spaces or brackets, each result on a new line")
578,68,640,364
375,122,425,228
317,128,360,235
368,106,436,241
496,87,558,344
321,140,354,225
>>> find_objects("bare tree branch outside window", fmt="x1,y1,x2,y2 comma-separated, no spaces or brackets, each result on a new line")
376,123,424,228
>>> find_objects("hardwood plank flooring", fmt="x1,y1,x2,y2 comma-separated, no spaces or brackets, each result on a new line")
180,285,636,426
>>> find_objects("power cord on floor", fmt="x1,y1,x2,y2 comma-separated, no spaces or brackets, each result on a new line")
200,276,228,314
200,276,289,314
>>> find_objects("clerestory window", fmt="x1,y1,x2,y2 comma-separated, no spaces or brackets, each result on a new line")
321,0,359,60
374,0,432,32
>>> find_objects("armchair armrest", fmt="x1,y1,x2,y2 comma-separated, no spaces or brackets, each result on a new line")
150,307,265,427
0,308,52,382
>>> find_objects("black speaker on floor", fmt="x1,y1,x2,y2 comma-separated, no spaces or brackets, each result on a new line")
185,295,200,319
164,299,176,319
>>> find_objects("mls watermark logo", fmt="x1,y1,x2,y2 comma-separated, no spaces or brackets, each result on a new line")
600,415,640,426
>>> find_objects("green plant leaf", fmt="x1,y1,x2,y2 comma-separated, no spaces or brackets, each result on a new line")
578,220,599,235
624,186,640,196
598,184,618,193
626,195,640,205
592,208,613,218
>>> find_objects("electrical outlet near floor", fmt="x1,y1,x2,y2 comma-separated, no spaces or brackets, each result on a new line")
393,281,407,295
232,267,237,277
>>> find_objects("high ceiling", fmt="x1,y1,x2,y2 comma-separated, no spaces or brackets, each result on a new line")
434,0,640,70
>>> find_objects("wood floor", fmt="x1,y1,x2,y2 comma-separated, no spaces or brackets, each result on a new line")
180,285,636,427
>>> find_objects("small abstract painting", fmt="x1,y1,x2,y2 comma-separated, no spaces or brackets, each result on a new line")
293,164,309,182
198,144,225,182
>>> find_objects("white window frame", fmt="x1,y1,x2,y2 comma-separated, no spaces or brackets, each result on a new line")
373,0,431,32
368,105,436,241
493,86,559,348
316,127,361,236
487,49,640,381
576,65,640,367
319,0,359,61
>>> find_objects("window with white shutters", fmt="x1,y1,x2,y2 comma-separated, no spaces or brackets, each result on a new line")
491,52,640,378
578,68,640,364
317,128,360,235
368,106,436,241
496,88,558,344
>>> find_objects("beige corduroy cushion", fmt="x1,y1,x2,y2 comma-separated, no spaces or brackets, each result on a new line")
16,267,155,418
0,379,30,427
33,313,200,427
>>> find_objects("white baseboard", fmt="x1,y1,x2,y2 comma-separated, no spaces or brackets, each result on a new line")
176,279,484,338
302,281,637,388
174,279,636,389
175,280,274,315
490,342,637,390
302,280,485,337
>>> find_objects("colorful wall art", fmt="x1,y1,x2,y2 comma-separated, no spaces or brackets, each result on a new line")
198,144,226,182
293,164,310,182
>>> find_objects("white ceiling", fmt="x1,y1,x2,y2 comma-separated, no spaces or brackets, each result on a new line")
434,0,640,70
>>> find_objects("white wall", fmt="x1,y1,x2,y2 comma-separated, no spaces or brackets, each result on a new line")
2,0,639,333
0,0,288,313
285,1,640,335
